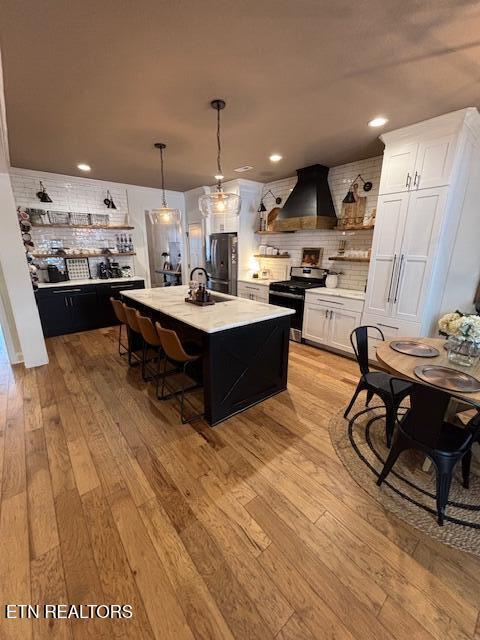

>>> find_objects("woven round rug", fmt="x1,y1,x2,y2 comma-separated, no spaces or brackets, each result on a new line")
329,400,480,556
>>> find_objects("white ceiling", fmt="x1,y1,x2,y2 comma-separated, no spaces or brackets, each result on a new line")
1,0,480,190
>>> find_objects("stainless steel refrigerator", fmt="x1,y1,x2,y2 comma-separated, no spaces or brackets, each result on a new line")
206,232,238,295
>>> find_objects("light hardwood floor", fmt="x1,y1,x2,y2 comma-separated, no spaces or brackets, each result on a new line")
0,325,479,640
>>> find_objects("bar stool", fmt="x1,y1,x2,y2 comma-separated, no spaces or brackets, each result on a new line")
109,297,128,356
156,322,204,424
136,312,164,384
123,305,144,366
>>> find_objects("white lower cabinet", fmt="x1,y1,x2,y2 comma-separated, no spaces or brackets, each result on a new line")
360,312,422,360
303,294,363,355
237,281,270,303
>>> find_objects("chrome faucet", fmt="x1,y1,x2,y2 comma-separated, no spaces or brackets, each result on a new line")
189,267,209,283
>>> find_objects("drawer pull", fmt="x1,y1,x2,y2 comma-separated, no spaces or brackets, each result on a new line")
111,284,134,289
377,322,399,330
53,288,82,293
315,298,344,305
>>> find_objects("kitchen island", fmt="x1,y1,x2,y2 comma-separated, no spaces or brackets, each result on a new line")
121,285,294,425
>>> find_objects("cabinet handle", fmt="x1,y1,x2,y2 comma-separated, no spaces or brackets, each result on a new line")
325,309,328,318
329,310,333,319
394,254,404,303
387,254,397,302
111,283,134,289
413,171,419,187
405,173,412,189
377,322,400,330
315,299,343,306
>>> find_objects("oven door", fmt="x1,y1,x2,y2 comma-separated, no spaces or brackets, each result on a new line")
269,290,304,342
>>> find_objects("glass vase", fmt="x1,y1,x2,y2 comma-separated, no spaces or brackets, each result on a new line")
446,335,480,367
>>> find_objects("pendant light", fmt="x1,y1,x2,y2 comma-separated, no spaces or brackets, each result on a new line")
198,99,241,218
149,143,181,225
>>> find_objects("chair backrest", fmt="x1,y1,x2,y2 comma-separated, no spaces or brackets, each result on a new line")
110,297,127,324
350,325,385,375
156,323,191,363
124,305,141,333
389,378,476,449
136,312,161,346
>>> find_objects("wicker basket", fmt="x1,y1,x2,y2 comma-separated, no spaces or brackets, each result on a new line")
89,213,110,226
70,212,90,225
47,211,70,225
27,208,48,225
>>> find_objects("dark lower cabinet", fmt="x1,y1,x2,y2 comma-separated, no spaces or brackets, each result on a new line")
35,279,145,337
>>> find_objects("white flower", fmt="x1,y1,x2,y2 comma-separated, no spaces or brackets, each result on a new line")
439,312,480,341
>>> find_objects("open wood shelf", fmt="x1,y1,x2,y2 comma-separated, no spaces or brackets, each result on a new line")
33,252,136,259
255,230,295,234
31,223,134,230
253,254,291,259
329,256,370,263
335,224,375,231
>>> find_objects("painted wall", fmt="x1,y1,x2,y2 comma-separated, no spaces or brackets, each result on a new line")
0,51,48,367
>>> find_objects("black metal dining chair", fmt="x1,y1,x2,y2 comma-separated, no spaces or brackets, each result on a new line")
377,379,480,526
344,326,412,447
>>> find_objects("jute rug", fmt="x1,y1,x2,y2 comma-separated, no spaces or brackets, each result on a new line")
329,401,480,556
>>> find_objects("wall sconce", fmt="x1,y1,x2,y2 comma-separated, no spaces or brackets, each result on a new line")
36,181,53,203
342,174,372,203
103,190,117,209
258,189,282,212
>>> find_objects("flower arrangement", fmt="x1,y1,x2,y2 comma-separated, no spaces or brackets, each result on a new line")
438,311,480,366
438,312,480,341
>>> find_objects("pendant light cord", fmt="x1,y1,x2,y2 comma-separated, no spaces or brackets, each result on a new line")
160,145,167,207
216,105,223,191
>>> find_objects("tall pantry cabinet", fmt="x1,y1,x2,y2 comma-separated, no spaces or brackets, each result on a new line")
362,108,480,344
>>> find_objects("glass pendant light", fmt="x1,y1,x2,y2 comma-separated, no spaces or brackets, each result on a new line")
149,143,181,225
198,99,241,218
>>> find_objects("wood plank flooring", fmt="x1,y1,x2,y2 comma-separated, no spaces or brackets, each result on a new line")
0,325,479,639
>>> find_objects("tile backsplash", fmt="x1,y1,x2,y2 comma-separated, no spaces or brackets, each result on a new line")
11,170,135,279
256,156,382,290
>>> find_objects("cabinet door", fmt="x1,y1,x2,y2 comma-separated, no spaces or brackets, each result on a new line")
379,142,418,194
302,302,330,345
36,292,72,337
413,134,456,190
69,291,99,331
329,309,361,354
364,193,409,318
392,187,447,323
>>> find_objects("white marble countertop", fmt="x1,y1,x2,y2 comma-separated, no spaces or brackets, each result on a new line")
238,277,274,286
305,287,366,300
121,285,295,334
37,276,145,288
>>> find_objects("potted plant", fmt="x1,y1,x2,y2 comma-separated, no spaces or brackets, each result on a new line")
438,312,480,367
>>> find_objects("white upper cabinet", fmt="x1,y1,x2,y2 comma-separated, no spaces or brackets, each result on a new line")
379,142,418,194
379,131,457,195
364,192,409,317
413,134,456,190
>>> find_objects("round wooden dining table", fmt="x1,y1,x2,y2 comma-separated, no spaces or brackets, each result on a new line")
376,337,480,407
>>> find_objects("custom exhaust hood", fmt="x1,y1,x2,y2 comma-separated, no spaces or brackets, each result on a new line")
272,164,337,231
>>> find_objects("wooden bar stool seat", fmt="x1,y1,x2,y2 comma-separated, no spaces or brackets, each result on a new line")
110,298,129,356
156,322,204,424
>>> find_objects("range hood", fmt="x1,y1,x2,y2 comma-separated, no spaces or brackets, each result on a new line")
272,164,337,231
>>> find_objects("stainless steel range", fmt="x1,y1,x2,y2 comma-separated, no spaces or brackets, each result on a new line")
269,266,328,342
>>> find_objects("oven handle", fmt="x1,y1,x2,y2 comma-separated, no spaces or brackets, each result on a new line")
269,291,304,300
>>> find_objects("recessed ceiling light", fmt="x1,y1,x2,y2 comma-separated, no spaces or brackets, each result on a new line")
234,165,253,173
368,117,388,128
269,154,283,162
77,163,91,171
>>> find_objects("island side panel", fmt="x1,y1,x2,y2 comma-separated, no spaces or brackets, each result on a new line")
204,315,291,425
